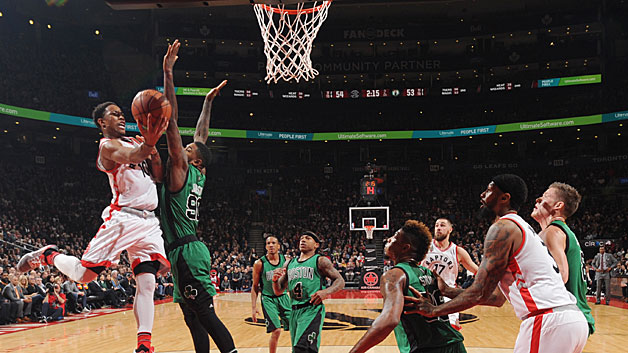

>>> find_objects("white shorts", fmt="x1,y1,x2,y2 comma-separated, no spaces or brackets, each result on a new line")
443,297,461,329
82,206,170,274
514,306,588,353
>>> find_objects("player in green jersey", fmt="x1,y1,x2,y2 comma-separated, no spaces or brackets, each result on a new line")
349,220,467,353
160,39,236,353
531,182,595,335
251,234,292,353
272,231,345,353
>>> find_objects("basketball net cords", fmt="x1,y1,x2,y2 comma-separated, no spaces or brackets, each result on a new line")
253,1,332,83
365,226,375,240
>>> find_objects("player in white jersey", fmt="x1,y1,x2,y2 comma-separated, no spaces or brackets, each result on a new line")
421,217,478,329
18,100,171,353
405,174,588,353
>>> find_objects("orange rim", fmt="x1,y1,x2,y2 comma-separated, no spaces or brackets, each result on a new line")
257,0,332,15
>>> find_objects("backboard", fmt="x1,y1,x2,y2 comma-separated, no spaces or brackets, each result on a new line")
349,206,389,231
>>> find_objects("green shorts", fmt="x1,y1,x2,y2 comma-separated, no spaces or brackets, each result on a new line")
423,342,467,353
261,294,291,333
169,241,217,303
290,304,325,352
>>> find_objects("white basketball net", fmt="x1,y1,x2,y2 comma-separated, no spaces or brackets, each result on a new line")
253,1,332,84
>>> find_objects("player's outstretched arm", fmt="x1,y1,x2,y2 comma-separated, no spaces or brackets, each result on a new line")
457,246,479,275
310,256,345,305
162,39,188,192
404,220,517,317
251,259,263,322
163,40,180,125
101,139,155,165
543,226,569,283
134,135,164,183
194,80,227,144
272,262,289,296
349,268,405,353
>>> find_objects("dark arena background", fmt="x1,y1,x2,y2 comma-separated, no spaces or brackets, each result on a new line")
0,0,627,352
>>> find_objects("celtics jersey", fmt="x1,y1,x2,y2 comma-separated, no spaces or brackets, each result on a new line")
261,254,287,296
393,262,464,353
159,166,204,247
550,220,595,334
287,254,324,305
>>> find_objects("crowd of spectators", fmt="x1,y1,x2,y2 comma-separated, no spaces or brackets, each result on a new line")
1,153,627,325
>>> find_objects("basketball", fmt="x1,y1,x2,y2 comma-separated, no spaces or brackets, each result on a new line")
131,89,172,131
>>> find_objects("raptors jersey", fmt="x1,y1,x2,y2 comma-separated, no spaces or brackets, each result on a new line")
498,213,576,320
97,137,158,211
421,241,459,287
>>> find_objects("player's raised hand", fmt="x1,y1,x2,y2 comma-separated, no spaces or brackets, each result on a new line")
135,135,157,155
163,39,180,73
140,112,170,146
206,80,228,101
272,267,286,282
403,285,436,317
309,289,329,305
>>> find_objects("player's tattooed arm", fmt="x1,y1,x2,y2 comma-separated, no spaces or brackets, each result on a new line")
272,260,289,296
311,256,345,305
349,268,406,353
405,220,517,317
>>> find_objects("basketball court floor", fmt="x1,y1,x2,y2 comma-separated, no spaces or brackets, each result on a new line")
1,290,626,353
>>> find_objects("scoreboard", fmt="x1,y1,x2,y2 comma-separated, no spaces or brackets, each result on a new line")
323,88,426,99
360,177,378,200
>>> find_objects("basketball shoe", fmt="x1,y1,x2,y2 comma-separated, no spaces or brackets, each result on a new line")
134,344,154,353
16,245,59,273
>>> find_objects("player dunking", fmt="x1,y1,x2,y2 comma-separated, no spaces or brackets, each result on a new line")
18,96,171,352
531,182,595,335
159,39,235,353
272,231,344,353
251,234,292,353
349,220,467,353
405,174,588,353
421,217,478,329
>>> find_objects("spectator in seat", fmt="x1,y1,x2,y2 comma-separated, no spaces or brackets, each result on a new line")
41,283,66,323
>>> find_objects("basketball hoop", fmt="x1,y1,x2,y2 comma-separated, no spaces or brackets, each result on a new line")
364,225,375,240
253,1,332,83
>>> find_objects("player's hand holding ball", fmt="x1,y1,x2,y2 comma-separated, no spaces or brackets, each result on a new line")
131,89,172,146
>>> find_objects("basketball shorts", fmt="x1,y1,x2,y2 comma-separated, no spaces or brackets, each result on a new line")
82,206,169,274
261,293,291,333
290,303,324,352
422,342,467,353
514,305,588,353
170,241,217,304
443,296,461,329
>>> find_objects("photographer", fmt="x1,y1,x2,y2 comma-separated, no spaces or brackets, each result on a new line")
40,283,66,323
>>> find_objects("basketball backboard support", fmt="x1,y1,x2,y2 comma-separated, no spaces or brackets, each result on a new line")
349,206,389,231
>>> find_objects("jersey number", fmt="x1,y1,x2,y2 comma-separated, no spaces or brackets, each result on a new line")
186,195,201,221
292,282,303,300
433,264,446,275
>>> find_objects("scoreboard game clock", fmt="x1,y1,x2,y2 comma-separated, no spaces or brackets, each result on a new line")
360,177,378,200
